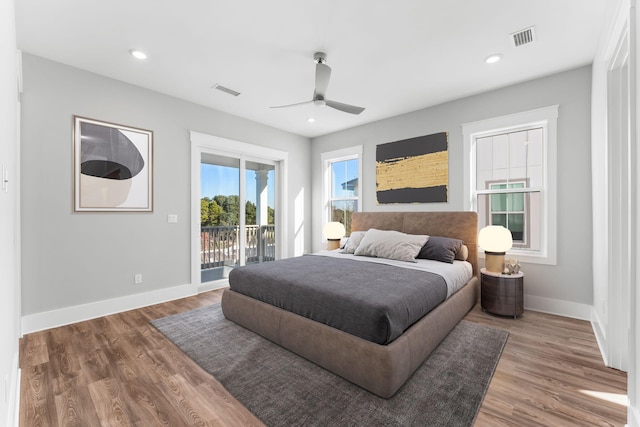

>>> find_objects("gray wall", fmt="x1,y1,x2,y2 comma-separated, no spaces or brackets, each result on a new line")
21,53,311,315
311,66,593,306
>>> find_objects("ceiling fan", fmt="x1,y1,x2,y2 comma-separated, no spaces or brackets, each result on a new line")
271,52,365,115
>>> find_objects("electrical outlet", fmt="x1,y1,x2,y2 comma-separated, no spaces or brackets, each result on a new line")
168,214,178,223
134,273,143,284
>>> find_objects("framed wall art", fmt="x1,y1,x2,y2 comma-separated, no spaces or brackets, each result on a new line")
73,116,153,212
376,131,448,204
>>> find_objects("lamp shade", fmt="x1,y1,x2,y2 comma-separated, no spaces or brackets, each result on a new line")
323,221,346,240
478,225,513,254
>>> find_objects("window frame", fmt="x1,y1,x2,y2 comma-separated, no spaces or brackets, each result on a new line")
463,106,558,265
321,145,362,237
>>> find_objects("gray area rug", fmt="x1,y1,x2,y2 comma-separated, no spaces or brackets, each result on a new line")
152,304,508,427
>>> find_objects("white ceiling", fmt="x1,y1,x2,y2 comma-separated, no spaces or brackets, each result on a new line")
16,0,608,138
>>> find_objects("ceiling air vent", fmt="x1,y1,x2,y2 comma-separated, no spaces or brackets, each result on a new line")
511,26,536,47
212,83,241,97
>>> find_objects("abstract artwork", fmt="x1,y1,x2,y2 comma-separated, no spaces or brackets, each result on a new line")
73,116,153,211
376,132,448,204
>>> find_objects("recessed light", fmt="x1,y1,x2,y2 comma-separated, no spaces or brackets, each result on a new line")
129,49,147,60
307,117,316,123
485,54,502,64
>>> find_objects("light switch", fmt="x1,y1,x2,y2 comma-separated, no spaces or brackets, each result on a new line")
168,214,178,223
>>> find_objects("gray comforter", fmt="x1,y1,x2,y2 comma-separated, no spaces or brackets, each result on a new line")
228,255,448,344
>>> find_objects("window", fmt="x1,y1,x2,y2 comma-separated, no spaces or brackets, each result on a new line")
321,146,362,236
476,128,542,251
463,106,558,264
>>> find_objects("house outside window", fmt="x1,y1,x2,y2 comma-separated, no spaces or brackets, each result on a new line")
488,181,526,243
463,106,558,264
321,146,362,236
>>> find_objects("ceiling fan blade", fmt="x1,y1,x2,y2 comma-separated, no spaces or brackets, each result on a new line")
270,100,313,109
325,99,365,115
315,63,331,98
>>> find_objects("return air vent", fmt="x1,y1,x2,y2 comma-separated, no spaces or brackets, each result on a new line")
511,26,536,47
212,83,241,97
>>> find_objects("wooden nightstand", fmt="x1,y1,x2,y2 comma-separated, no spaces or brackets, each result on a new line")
481,268,524,319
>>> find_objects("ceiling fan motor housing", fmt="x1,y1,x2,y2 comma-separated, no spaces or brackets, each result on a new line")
313,51,327,64
270,51,364,114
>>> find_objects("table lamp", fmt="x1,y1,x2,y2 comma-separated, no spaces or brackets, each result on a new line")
323,221,345,250
478,225,513,273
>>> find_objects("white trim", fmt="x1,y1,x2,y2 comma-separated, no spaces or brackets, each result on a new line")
462,105,558,265
190,131,289,289
16,49,22,94
197,279,229,294
6,352,19,427
21,283,197,334
603,0,634,374
191,140,202,290
630,404,639,427
591,306,609,366
631,0,639,424
13,370,20,427
524,294,591,321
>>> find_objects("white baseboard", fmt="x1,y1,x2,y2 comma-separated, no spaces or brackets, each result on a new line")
197,279,229,293
629,403,639,427
524,294,591,321
21,283,198,334
11,369,20,427
590,307,609,366
6,351,20,427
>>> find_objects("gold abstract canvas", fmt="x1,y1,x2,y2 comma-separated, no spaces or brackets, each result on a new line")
376,132,448,203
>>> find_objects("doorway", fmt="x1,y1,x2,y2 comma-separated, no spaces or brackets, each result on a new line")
190,132,287,290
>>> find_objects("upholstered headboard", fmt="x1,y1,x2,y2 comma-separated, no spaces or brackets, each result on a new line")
351,211,479,275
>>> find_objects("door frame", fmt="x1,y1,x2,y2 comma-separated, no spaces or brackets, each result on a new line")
190,131,288,291
602,1,633,372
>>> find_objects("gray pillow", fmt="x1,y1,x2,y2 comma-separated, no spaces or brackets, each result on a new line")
417,236,464,263
340,231,367,254
354,229,428,262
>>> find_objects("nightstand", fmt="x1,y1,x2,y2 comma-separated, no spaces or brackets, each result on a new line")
481,268,524,319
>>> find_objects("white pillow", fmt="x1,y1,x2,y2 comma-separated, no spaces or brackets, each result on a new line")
340,231,367,254
354,229,428,263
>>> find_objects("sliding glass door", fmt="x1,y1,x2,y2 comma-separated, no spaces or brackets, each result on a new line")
200,152,277,282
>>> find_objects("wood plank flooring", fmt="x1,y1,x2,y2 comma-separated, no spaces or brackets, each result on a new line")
20,290,628,426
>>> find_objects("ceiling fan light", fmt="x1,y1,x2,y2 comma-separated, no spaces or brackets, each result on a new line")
307,117,316,123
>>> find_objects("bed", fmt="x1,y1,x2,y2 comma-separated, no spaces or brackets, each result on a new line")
221,211,479,398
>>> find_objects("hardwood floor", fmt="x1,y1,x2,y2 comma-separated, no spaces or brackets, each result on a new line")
20,290,627,426
467,306,627,426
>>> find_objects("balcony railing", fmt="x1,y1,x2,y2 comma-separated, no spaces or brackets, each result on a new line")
200,225,275,270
